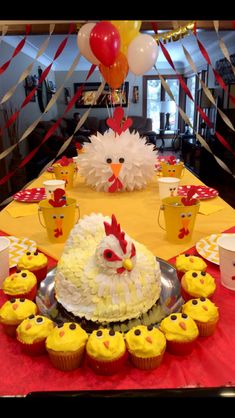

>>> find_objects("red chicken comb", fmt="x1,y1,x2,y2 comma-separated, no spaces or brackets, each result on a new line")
48,188,67,207
57,156,73,166
104,214,127,254
106,107,133,136
167,156,177,165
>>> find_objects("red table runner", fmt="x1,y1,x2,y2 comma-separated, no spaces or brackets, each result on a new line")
0,228,235,396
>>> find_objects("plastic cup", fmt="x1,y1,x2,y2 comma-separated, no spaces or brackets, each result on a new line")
157,177,180,200
217,234,235,291
43,180,66,199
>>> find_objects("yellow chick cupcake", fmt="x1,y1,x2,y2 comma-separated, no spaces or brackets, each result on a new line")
16,314,55,356
0,298,37,337
175,254,207,280
17,250,48,284
160,312,199,355
125,325,166,370
46,322,88,371
86,328,127,375
181,270,216,301
2,270,37,301
182,297,219,337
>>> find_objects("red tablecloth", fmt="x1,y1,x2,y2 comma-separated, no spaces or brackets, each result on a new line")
0,228,235,396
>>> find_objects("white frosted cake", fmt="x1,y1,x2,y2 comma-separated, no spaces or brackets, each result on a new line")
54,213,162,331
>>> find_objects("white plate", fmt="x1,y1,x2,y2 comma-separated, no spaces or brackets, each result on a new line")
196,233,235,265
8,236,37,268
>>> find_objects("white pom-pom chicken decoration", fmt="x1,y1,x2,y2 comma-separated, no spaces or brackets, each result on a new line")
78,107,157,192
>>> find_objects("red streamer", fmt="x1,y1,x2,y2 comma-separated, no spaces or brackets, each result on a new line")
0,25,31,75
158,39,235,158
0,23,75,136
0,63,96,186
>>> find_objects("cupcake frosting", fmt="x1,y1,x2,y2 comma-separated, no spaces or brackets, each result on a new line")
46,322,88,352
182,297,219,323
16,315,54,344
86,328,126,360
0,298,37,324
181,270,216,297
125,325,166,358
17,251,48,270
160,313,199,342
2,270,37,295
176,254,207,273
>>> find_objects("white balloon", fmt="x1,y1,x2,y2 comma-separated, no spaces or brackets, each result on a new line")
127,34,158,76
77,23,100,65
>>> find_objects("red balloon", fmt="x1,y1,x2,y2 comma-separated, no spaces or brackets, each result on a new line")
99,52,129,89
90,21,120,67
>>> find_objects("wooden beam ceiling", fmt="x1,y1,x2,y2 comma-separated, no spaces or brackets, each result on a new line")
0,20,234,35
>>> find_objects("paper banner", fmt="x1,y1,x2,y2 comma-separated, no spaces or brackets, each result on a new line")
0,23,75,137
0,63,96,186
0,52,81,161
193,22,235,106
155,67,233,177
0,24,55,104
0,25,31,75
159,40,235,157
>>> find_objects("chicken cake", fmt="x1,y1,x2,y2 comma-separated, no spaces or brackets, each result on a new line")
54,213,162,332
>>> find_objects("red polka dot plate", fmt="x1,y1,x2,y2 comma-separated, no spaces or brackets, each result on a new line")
177,185,219,200
13,188,47,203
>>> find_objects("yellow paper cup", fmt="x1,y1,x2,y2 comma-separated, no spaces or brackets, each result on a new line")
38,198,80,243
53,162,75,189
158,195,200,244
161,162,185,178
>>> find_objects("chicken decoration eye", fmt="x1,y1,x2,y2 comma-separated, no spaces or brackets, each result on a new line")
119,157,125,163
106,158,112,164
103,249,122,262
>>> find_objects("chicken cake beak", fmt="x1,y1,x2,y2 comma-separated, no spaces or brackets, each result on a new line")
122,258,133,271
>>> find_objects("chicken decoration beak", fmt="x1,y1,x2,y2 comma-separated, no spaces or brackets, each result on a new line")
122,258,133,271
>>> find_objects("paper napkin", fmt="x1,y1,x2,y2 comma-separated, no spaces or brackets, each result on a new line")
7,204,39,218
198,201,225,215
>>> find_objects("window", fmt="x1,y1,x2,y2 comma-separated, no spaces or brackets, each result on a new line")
143,76,180,133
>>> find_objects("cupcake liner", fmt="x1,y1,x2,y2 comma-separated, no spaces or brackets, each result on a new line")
47,346,85,371
31,266,48,284
129,350,165,370
4,284,37,302
166,338,197,355
195,319,218,337
177,271,185,281
181,286,214,302
2,323,18,338
87,350,128,375
17,338,47,356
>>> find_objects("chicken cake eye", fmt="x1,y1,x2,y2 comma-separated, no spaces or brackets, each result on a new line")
103,249,121,262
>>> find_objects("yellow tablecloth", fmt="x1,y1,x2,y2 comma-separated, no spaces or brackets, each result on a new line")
0,169,234,262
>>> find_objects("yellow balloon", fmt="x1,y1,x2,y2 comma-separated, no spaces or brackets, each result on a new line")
111,20,142,50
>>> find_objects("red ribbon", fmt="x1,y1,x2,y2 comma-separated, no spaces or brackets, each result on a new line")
158,39,235,158
0,23,75,137
0,63,96,186
0,25,31,75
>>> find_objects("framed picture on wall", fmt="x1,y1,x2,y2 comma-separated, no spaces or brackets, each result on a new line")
74,82,129,108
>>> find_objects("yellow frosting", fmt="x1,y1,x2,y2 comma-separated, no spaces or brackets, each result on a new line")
86,328,126,360
182,298,219,323
176,254,207,273
0,298,37,325
125,325,166,358
160,313,199,342
46,322,88,352
2,270,37,295
16,315,54,344
17,251,48,270
181,270,216,297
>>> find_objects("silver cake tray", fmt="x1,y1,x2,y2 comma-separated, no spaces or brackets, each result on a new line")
36,257,184,327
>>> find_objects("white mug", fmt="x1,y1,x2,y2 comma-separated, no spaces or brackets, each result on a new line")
43,179,66,199
157,177,180,200
0,237,10,288
217,234,235,291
